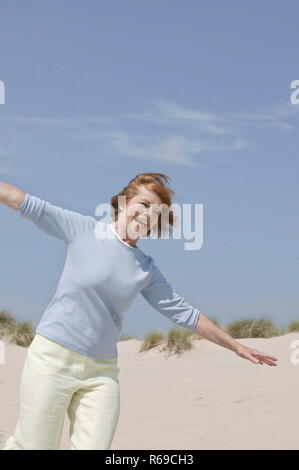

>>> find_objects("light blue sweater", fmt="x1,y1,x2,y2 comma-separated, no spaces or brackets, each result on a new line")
19,193,201,359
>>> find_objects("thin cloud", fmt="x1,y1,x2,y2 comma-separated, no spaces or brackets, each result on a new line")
121,99,299,133
118,101,233,135
0,116,112,125
0,99,297,169
101,131,248,167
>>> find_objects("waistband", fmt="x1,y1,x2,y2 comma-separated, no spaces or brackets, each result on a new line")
32,333,118,364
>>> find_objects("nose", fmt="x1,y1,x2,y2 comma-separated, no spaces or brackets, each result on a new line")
141,208,148,217
150,205,159,216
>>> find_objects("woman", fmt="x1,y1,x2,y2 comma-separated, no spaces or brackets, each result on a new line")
0,172,278,450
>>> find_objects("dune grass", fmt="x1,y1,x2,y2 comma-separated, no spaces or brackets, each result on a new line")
225,316,281,339
140,314,297,355
0,310,34,347
161,327,195,356
140,326,195,356
8,321,35,347
286,320,299,333
139,329,165,352
1,309,298,355
0,310,17,338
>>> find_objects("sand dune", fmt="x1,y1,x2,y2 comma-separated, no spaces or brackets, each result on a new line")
1,333,298,450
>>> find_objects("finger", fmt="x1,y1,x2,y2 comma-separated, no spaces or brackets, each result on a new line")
249,354,274,366
259,357,277,366
260,355,278,362
252,352,278,362
260,359,272,366
255,355,278,365
246,350,277,366
253,351,278,361
246,353,260,364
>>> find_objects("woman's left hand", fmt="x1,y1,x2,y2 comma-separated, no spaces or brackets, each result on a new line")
234,344,278,366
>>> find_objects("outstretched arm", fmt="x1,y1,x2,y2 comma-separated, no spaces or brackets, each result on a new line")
195,313,278,366
141,259,278,367
0,181,26,210
0,181,97,243
140,262,201,332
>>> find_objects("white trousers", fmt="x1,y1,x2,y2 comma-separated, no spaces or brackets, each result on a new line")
1,333,120,450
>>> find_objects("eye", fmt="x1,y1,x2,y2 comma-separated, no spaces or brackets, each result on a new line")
140,201,160,216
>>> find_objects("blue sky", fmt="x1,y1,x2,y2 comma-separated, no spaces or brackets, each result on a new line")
0,0,298,338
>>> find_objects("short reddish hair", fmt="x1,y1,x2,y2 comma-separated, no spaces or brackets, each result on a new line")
110,172,178,238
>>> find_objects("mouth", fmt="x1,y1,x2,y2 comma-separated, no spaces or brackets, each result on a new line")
133,216,148,229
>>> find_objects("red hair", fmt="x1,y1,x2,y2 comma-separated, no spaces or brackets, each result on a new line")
110,172,178,238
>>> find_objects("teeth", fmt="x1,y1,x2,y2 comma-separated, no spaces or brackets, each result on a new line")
135,217,147,226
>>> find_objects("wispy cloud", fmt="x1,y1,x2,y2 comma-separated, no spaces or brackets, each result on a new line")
98,130,248,167
118,101,234,135
120,99,299,133
226,102,299,131
0,99,297,169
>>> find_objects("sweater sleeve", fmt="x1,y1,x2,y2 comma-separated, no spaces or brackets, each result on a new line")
19,193,97,243
140,263,201,332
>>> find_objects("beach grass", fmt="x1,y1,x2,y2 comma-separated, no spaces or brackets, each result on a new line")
225,316,281,339
1,309,298,355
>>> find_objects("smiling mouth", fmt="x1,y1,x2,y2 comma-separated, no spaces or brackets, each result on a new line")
133,217,147,228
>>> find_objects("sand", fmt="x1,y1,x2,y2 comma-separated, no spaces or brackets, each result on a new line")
0,333,298,450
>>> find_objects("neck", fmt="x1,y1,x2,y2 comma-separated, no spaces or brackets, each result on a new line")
112,221,138,248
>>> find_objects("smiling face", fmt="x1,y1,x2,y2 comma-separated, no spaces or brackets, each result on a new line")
112,185,164,247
